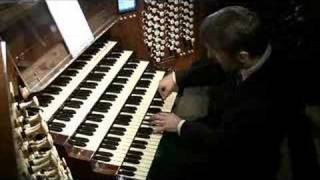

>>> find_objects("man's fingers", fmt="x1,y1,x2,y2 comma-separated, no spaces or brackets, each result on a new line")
152,120,165,126
150,113,168,120
153,126,165,134
158,88,168,100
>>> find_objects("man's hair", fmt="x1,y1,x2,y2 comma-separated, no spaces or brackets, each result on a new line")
200,6,269,57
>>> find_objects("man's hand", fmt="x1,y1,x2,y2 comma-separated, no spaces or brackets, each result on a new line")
158,72,176,99
150,112,181,133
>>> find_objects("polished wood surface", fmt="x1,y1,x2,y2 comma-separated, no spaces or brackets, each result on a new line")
0,42,18,179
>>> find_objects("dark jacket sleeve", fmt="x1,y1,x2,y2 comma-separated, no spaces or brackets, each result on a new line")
175,59,226,91
179,98,281,152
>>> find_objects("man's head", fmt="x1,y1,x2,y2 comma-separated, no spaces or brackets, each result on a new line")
200,6,269,72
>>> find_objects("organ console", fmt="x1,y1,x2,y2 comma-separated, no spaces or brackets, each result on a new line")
0,0,182,179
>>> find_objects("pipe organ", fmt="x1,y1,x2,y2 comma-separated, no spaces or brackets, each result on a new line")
0,0,180,179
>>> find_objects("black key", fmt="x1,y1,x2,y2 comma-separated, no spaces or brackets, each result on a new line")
38,94,54,101
111,127,126,132
132,89,146,95
50,122,66,128
105,136,121,142
62,69,78,77
103,140,119,146
54,112,73,118
127,96,142,103
86,113,103,122
64,100,83,109
39,101,50,107
106,84,123,93
136,133,150,139
121,165,137,172
138,127,153,134
80,82,98,89
114,120,130,126
70,136,89,143
154,92,162,99
94,155,111,162
61,109,76,114
48,126,63,132
131,143,146,149
123,63,137,69
69,61,87,69
148,107,161,114
82,122,99,128
59,76,73,81
100,94,117,101
73,89,91,97
118,170,135,177
92,104,110,113
124,157,140,164
43,86,62,95
68,139,86,147
100,143,117,150
136,80,151,88
100,58,116,65
83,48,99,55
127,150,143,156
52,77,70,86
95,151,113,157
94,66,110,72
108,52,122,58
79,125,97,132
96,102,112,108
141,74,154,79
117,114,133,121
78,55,93,61
113,77,128,84
53,115,70,122
109,130,124,136
86,73,104,81
76,129,93,136
121,106,137,113
132,140,148,145
118,70,133,77
87,113,104,119
151,100,164,106
126,153,142,160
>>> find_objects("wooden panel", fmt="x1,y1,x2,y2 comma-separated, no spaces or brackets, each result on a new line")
0,42,18,179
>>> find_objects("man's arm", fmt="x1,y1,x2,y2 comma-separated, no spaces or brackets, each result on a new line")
175,59,226,90
178,98,282,151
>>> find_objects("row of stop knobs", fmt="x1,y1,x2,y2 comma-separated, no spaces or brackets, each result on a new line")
142,0,195,62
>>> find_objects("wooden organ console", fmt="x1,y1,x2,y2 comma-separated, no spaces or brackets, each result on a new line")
1,0,310,179
0,0,200,179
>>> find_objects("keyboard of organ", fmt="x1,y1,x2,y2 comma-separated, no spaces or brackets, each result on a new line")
33,36,177,179
94,92,177,179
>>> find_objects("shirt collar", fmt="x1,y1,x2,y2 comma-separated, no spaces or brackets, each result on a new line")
240,44,272,81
